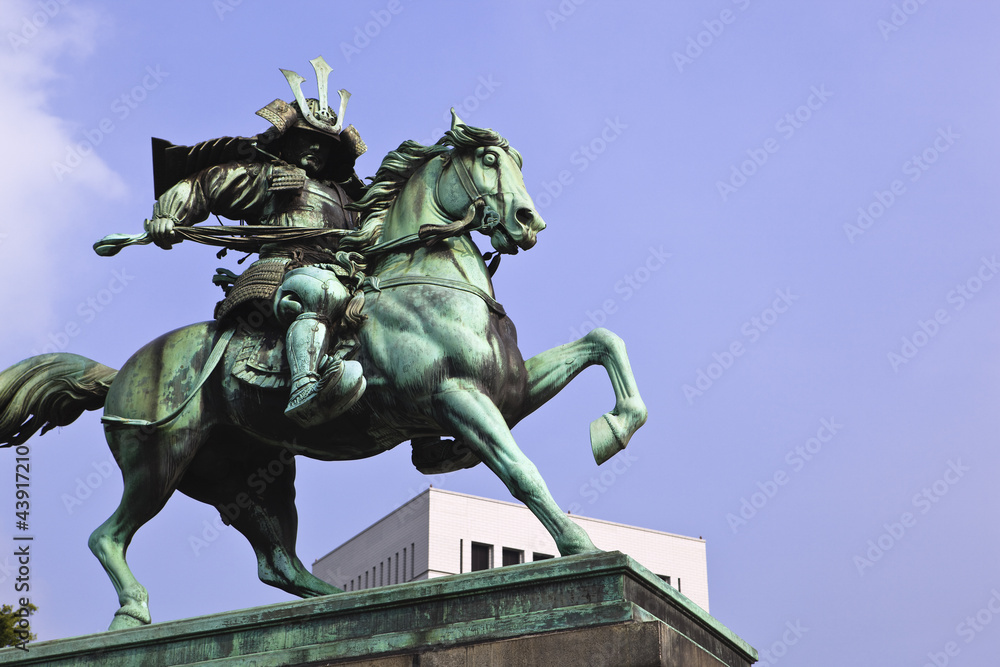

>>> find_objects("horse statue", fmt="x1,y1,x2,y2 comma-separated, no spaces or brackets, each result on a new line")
0,118,647,631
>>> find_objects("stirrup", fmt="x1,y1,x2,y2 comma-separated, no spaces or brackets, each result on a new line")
284,361,365,427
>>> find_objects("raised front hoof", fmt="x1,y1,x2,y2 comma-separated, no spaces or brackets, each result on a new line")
590,414,624,465
590,402,648,465
108,609,150,631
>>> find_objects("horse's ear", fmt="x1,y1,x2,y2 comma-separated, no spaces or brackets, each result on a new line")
450,107,466,131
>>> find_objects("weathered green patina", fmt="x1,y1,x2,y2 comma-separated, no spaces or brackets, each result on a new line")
0,60,647,633
0,553,758,666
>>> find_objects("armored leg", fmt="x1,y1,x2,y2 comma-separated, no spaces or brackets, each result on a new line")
275,266,365,427
285,314,327,414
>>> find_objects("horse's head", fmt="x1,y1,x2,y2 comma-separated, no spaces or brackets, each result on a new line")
435,112,546,255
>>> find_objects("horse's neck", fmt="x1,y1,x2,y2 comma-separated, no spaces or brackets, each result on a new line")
375,159,493,291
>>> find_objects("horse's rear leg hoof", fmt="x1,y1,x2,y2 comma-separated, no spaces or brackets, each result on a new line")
108,608,149,631
108,587,151,631
590,401,647,465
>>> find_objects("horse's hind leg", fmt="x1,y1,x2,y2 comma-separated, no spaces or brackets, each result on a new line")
180,443,340,598
519,327,647,465
434,387,598,556
89,426,200,630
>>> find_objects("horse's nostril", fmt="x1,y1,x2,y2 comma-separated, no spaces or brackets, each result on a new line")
515,208,534,226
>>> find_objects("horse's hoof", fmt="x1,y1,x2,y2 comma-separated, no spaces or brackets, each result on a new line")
108,610,149,631
590,413,626,465
590,400,648,465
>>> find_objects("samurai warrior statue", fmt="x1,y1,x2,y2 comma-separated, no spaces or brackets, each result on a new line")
143,57,370,427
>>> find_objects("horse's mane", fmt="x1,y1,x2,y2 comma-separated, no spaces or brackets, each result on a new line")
341,124,522,252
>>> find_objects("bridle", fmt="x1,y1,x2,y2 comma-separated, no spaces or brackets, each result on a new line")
441,148,521,255
362,146,529,318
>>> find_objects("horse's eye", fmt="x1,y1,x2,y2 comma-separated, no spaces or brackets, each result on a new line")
483,152,497,167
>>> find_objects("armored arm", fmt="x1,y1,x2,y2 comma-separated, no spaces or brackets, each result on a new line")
145,162,271,249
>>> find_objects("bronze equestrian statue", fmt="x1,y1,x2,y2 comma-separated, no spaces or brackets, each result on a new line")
0,59,647,631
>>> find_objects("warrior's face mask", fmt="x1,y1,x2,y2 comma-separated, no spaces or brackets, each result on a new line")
280,130,336,176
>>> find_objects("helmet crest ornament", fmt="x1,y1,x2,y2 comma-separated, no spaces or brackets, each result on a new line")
256,56,353,139
279,56,351,135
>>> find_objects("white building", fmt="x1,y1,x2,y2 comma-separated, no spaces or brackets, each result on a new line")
312,488,710,612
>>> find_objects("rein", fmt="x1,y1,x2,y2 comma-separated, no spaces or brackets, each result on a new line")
362,151,514,318
448,151,519,254
101,328,236,428
363,274,506,317
361,197,495,258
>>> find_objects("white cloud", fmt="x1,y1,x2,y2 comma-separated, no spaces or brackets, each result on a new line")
0,0,125,345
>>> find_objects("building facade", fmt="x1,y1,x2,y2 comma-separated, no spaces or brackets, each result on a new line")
312,487,710,612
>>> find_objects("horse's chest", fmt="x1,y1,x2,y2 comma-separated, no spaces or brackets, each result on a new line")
426,314,523,383
482,316,528,413
363,293,526,401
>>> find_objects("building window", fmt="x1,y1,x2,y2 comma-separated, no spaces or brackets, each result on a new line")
380,562,384,587
411,543,415,578
403,548,407,581
364,571,368,589
502,548,523,566
395,552,399,583
532,552,554,561
471,542,492,571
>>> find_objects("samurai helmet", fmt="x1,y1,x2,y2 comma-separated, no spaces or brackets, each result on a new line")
255,56,366,160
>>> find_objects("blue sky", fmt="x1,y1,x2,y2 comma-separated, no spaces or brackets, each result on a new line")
1,1,999,664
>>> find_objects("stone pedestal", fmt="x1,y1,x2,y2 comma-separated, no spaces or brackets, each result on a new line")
0,551,757,666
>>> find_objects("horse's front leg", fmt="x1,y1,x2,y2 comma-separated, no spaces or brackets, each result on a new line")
519,327,647,465
432,385,598,556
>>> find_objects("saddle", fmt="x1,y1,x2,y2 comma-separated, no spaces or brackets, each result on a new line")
229,324,291,390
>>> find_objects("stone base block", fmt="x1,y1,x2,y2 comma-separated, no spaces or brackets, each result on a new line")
0,551,757,666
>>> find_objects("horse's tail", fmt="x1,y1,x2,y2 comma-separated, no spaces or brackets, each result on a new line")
0,354,118,447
